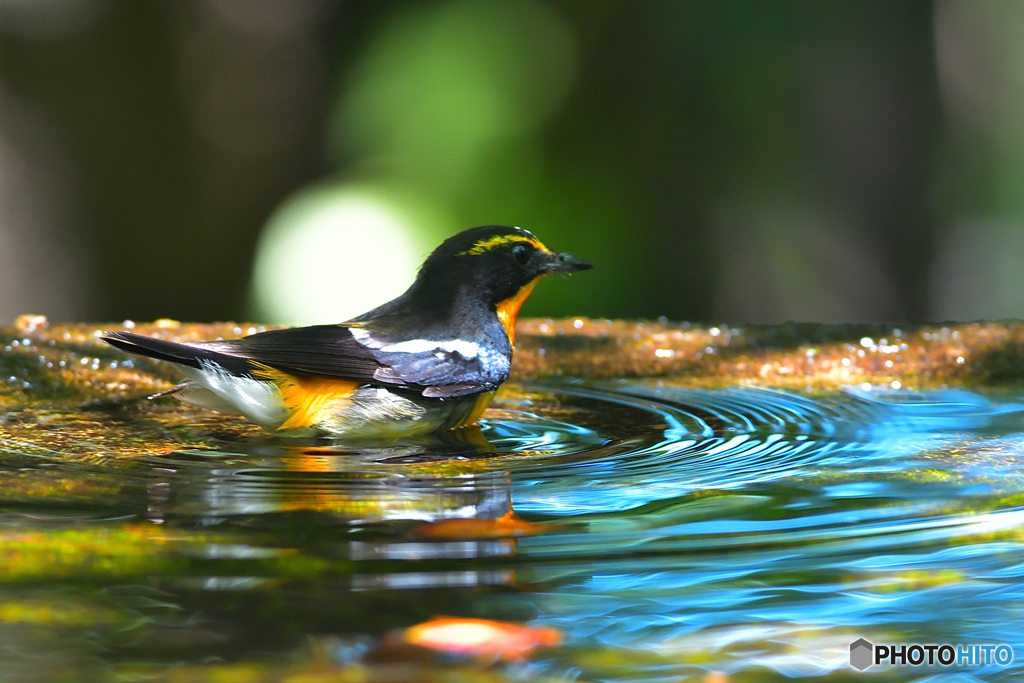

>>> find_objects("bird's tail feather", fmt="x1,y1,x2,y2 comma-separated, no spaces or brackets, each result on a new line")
102,332,251,376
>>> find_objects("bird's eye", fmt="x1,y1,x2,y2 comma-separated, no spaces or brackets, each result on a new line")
512,244,532,265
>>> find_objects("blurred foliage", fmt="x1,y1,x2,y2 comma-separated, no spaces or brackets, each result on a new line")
3,0,1019,325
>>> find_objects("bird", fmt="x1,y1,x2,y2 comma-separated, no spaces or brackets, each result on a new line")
102,225,591,438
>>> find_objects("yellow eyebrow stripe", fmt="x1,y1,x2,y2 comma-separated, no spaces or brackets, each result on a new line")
457,234,550,256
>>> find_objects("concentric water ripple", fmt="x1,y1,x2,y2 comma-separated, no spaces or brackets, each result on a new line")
119,382,926,520
505,382,1022,516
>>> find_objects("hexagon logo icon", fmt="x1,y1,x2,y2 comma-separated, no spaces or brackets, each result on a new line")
850,638,874,671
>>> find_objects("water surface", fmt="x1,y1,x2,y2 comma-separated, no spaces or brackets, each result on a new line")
1,380,1022,681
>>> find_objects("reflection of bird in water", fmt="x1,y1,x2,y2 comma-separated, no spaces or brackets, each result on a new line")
286,422,499,465
146,426,560,543
103,226,591,437
150,426,511,521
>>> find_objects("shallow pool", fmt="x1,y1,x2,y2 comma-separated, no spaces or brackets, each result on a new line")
0,380,1022,681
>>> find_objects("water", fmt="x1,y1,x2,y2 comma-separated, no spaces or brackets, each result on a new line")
1,380,1023,681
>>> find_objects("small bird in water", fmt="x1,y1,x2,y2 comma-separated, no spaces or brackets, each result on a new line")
103,226,591,438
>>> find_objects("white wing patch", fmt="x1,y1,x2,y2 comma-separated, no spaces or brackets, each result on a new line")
379,338,481,358
349,327,480,359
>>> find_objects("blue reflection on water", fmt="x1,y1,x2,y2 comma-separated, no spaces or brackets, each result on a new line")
480,383,1024,681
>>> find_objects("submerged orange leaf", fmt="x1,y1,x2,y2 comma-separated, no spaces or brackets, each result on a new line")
404,617,561,660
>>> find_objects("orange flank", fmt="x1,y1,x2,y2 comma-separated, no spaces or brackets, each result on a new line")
404,617,561,660
410,510,553,540
251,364,357,431
496,277,540,346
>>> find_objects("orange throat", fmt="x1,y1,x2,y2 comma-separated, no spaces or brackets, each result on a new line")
496,277,541,346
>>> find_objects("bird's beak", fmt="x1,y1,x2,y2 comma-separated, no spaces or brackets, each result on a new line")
544,251,593,274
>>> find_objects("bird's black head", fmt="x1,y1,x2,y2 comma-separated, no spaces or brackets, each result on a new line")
415,225,591,306
385,226,590,340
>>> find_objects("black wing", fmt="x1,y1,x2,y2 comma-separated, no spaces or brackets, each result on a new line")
230,325,505,397
103,325,502,398
369,346,505,398
212,325,384,382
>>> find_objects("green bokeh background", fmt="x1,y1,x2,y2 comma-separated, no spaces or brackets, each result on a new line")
1,0,1019,325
